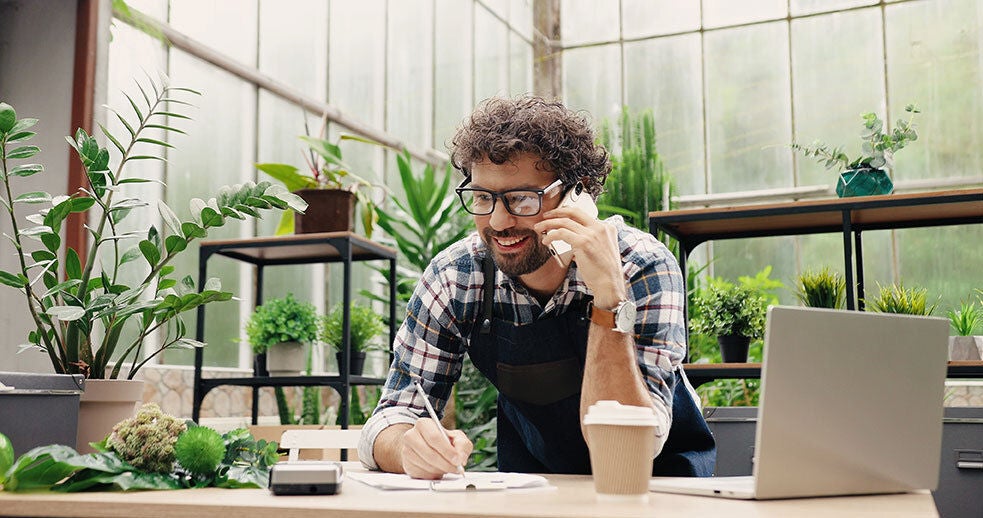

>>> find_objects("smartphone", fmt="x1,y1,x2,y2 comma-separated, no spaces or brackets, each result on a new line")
548,182,598,263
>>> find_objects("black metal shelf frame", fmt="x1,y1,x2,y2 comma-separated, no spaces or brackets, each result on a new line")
191,233,398,435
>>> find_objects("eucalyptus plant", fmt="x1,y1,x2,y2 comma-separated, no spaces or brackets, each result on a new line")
791,104,920,172
0,77,305,379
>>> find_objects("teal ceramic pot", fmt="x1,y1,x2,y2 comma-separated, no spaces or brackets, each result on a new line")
835,168,894,198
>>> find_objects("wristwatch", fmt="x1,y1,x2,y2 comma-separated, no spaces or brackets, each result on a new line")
589,298,636,334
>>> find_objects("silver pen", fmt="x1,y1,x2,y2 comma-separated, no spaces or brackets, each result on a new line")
412,379,467,477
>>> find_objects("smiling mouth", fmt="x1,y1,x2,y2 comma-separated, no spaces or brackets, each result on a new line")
493,235,529,250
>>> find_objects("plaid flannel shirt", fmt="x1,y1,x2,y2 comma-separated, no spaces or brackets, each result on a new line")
358,216,687,469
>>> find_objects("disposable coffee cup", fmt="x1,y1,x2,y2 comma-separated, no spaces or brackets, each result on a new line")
583,400,660,501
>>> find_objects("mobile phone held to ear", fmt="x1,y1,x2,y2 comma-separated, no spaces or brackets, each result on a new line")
548,183,598,262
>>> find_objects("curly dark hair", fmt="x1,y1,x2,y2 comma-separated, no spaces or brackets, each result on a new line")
449,96,611,197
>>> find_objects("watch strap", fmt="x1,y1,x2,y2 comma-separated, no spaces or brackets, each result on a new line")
589,303,617,329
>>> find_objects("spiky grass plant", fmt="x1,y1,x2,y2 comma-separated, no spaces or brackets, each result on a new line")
794,267,846,309
947,302,982,336
866,282,937,315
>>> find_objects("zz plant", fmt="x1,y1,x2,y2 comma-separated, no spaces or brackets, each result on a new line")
0,76,305,379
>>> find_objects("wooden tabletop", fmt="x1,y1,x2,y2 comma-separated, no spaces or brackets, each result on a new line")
0,465,939,518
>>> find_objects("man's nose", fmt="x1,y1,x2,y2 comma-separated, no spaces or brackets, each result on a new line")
487,200,515,231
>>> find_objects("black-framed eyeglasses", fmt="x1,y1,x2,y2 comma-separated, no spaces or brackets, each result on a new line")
455,179,564,217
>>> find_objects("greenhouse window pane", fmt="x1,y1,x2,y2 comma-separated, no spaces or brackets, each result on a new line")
387,0,434,150
704,22,792,193
895,226,983,314
330,2,386,134
475,5,510,100
885,0,983,182
707,236,798,305
624,34,705,196
258,0,327,99
510,0,534,40
435,0,474,151
791,8,885,187
510,33,532,95
622,0,700,38
702,0,787,29
483,0,509,20
790,0,878,17
562,44,622,124
560,0,619,46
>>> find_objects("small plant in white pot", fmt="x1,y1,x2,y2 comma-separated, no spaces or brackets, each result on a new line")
947,301,982,361
246,294,319,376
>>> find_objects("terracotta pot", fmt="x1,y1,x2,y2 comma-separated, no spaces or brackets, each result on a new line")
293,189,356,233
77,378,145,453
717,334,751,363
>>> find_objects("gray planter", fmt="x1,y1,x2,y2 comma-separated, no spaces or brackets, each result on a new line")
0,371,84,456
948,336,983,361
266,341,307,376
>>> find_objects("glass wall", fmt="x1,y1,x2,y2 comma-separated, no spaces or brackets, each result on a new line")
562,0,982,310
107,0,535,368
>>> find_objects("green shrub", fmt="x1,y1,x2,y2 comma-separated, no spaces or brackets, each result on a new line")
690,285,767,340
245,294,319,354
794,267,846,309
321,302,387,353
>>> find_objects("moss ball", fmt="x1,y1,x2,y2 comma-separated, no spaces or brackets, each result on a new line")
174,426,226,476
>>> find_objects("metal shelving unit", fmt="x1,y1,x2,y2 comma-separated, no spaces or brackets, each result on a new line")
191,232,397,431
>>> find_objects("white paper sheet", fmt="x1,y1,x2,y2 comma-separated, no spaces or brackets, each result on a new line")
346,471,549,491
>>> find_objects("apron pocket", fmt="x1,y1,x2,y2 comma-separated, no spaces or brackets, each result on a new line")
496,357,582,406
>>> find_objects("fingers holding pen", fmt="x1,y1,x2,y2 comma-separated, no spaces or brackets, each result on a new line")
400,418,470,479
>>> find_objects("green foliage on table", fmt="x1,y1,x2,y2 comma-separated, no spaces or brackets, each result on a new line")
245,293,319,354
947,301,982,336
596,107,676,239
174,426,226,478
688,267,783,407
794,267,846,309
255,130,387,237
866,282,938,315
791,104,920,171
321,302,387,353
106,403,186,473
690,285,768,340
0,79,304,380
0,418,279,492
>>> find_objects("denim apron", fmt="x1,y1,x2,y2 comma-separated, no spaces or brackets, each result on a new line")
466,254,715,476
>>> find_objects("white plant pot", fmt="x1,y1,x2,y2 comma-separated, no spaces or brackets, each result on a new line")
266,341,307,376
948,336,983,361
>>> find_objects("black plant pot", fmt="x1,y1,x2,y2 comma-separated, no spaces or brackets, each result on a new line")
254,352,270,376
717,334,751,363
336,351,367,376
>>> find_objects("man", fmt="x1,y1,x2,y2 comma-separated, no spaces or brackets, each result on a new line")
357,96,715,479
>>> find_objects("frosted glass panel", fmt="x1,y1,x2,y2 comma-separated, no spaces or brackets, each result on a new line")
622,0,700,38
329,2,386,134
791,9,884,187
510,33,532,95
791,0,878,16
702,0,787,29
483,0,509,20
562,44,622,123
435,0,473,151
885,0,983,181
624,34,705,196
163,0,259,367
704,22,792,193
257,0,327,99
896,226,983,314
387,0,434,150
475,6,509,101
708,237,798,305
510,0,534,40
561,0,619,46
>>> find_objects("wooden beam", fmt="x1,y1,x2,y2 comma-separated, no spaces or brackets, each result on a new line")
66,0,99,262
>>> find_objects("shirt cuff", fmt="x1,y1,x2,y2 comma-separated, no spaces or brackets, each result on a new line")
358,406,421,470
651,396,672,459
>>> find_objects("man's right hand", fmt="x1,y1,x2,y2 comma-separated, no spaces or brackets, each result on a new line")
374,420,473,479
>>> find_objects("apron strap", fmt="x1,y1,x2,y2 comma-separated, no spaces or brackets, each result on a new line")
480,254,495,335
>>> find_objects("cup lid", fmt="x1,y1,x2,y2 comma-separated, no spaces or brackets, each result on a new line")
582,400,660,426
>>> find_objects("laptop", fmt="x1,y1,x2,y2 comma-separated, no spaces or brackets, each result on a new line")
649,306,949,500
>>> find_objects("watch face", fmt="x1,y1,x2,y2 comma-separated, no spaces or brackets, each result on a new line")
616,301,636,332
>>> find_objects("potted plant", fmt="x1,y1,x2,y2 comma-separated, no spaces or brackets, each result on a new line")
865,282,938,315
947,301,982,361
791,104,920,197
255,118,387,236
794,267,846,309
321,302,387,376
690,284,767,363
0,79,303,451
245,294,320,376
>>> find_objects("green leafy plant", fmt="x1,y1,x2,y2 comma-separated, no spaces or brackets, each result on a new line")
0,79,304,380
596,107,676,237
244,293,319,354
791,104,920,171
690,284,768,340
0,413,278,492
255,119,387,236
866,282,937,315
794,267,846,309
320,302,387,354
947,302,982,336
